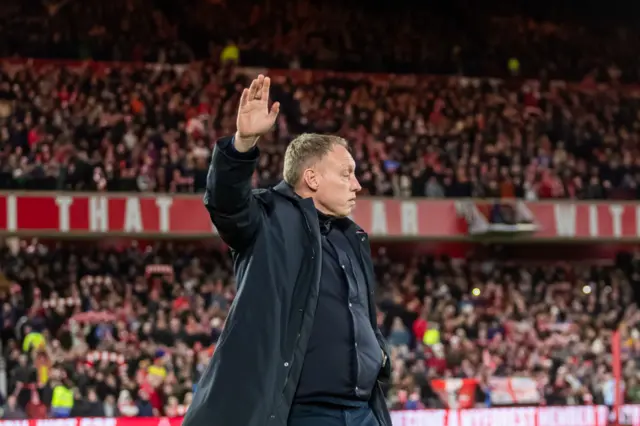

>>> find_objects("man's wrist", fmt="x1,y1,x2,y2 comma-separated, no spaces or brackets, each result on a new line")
233,133,259,152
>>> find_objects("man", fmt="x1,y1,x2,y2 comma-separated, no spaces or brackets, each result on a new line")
183,75,392,426
2,395,26,420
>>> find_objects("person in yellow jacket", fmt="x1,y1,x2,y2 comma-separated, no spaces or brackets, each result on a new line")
51,382,74,418
507,57,520,76
220,40,240,64
423,322,441,346
22,330,46,353
147,349,168,381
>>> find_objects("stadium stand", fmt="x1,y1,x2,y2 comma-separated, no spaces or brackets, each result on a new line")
1,240,639,418
1,60,640,200
1,0,640,80
1,0,640,424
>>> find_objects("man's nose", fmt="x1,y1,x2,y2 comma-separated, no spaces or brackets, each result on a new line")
351,176,362,192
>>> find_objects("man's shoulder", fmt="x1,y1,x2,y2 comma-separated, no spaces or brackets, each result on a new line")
250,187,274,206
250,187,293,205
249,187,289,216
250,186,306,222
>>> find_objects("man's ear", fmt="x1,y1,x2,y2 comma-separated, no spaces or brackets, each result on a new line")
302,168,319,191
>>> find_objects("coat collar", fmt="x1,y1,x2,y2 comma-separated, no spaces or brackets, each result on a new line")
272,180,367,235
273,180,299,200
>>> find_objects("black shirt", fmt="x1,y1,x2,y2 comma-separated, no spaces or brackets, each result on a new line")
294,212,382,406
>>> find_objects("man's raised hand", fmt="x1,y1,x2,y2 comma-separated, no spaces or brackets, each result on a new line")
234,74,280,152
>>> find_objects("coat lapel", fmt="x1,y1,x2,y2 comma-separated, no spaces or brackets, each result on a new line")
344,223,378,326
273,180,376,320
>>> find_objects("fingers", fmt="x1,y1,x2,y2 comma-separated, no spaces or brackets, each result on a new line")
239,88,249,107
243,75,273,109
246,75,271,101
261,77,271,102
268,101,280,118
248,76,261,100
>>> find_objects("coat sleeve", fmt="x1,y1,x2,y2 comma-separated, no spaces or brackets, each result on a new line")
203,136,263,251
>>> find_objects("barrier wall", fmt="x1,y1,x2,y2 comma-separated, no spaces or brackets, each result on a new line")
4,406,640,426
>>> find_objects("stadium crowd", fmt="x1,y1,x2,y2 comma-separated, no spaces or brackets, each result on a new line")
1,0,640,81
1,0,640,421
0,240,639,418
1,60,640,200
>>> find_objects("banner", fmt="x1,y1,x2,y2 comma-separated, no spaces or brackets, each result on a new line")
5,405,640,426
488,377,541,405
431,378,477,409
431,377,540,408
0,193,457,238
1,193,640,240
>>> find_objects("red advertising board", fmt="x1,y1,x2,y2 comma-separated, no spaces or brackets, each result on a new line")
3,405,640,426
530,202,640,239
0,192,639,240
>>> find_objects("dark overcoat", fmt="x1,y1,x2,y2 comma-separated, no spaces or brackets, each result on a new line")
182,137,392,426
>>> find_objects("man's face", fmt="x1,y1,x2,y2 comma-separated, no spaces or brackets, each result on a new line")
313,144,361,217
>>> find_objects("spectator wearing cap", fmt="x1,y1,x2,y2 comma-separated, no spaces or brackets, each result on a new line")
147,351,168,380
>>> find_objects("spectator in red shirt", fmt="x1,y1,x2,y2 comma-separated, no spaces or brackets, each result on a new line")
25,388,47,419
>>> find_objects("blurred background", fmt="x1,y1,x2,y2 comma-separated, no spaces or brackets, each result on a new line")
1,0,640,425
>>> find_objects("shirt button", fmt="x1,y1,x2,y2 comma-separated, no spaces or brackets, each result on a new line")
355,343,358,347
341,265,345,269
355,387,359,391
349,303,353,307
284,362,289,367
270,415,275,420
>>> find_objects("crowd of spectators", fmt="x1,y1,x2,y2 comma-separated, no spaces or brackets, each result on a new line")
0,239,639,418
1,60,640,200
1,0,640,81
0,240,228,419
2,0,640,420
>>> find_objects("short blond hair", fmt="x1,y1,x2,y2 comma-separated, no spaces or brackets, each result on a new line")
283,133,349,185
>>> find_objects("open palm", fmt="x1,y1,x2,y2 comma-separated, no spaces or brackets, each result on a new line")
236,74,280,139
